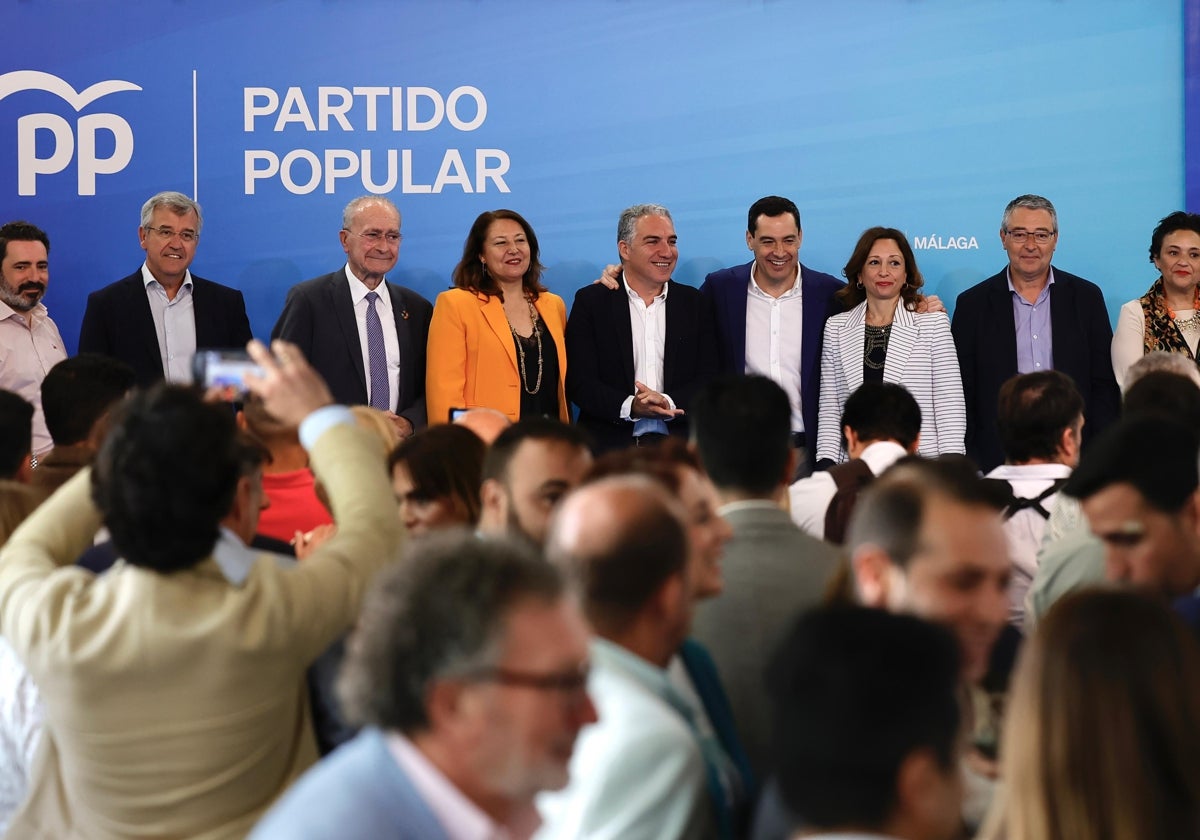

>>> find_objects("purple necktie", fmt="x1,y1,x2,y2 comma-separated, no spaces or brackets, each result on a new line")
365,291,390,411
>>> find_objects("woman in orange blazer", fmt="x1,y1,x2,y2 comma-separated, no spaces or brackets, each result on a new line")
427,209,570,425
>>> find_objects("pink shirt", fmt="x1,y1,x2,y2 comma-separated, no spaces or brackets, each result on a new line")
0,301,66,457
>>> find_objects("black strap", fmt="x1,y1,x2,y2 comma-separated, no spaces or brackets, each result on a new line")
1002,477,1070,521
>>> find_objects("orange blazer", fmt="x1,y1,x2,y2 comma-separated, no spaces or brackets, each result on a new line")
426,288,570,424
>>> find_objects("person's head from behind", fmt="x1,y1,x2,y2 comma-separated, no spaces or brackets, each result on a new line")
91,384,241,571
479,418,592,548
389,424,485,535
337,531,595,804
768,606,964,840
0,390,33,483
847,458,1010,683
585,438,730,600
994,588,1200,840
840,382,922,458
239,391,300,448
690,374,793,499
1064,416,1200,596
41,353,135,451
996,370,1084,467
547,476,693,662
1122,368,1200,424
1124,350,1200,391
453,407,512,444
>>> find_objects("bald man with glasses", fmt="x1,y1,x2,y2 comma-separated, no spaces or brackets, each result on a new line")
79,191,253,388
272,195,433,437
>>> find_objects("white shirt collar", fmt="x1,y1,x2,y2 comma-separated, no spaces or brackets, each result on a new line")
748,262,802,299
140,262,193,292
624,277,668,305
344,264,389,305
717,499,782,516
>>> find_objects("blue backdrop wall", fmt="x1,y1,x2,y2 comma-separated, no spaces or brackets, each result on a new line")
0,0,1191,352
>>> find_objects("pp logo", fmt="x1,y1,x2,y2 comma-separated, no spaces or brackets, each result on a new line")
0,70,141,196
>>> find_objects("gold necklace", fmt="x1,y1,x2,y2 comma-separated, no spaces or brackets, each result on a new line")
509,296,543,394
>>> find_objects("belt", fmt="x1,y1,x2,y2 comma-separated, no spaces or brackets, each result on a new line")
634,432,669,447
790,432,807,448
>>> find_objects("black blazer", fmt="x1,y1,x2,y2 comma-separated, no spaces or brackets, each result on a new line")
78,270,253,388
951,267,1120,471
271,269,433,430
566,275,718,453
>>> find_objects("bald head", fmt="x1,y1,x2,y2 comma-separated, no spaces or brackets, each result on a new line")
548,476,690,638
453,407,512,444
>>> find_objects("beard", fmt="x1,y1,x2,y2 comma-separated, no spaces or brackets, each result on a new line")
0,279,45,312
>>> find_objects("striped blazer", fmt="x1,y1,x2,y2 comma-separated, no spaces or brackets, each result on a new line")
816,302,965,463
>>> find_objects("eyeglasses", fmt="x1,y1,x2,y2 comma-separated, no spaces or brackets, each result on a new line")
145,226,199,243
463,664,590,696
345,229,402,245
1004,229,1056,245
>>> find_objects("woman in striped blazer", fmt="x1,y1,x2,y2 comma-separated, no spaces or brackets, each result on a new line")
815,227,965,465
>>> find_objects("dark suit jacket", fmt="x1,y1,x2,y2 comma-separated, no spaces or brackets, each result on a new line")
78,270,253,388
271,269,433,430
566,275,718,452
699,261,844,465
952,267,1120,471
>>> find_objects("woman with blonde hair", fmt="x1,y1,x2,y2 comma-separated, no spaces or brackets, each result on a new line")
982,588,1200,840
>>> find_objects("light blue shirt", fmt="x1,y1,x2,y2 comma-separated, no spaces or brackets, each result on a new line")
1008,268,1055,374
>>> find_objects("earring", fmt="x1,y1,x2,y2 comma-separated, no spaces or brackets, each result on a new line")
856,281,863,289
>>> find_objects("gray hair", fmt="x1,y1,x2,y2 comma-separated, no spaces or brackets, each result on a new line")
140,191,203,233
336,529,563,734
845,478,925,569
342,195,400,231
1125,351,1200,391
1001,194,1057,233
617,203,672,245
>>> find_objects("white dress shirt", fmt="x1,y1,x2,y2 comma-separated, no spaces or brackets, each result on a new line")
619,282,675,437
345,266,401,410
745,265,805,432
789,441,909,540
0,300,66,456
985,462,1073,626
141,263,197,384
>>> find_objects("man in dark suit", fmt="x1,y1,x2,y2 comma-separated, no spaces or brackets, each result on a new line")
952,194,1120,472
566,203,718,453
700,196,844,476
271,196,432,436
78,191,253,388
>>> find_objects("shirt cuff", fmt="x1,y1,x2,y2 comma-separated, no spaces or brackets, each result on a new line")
620,395,635,422
299,405,355,450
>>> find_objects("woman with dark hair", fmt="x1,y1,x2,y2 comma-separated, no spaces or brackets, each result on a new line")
1111,211,1200,390
388,424,485,536
980,588,1200,840
815,227,965,464
426,210,569,425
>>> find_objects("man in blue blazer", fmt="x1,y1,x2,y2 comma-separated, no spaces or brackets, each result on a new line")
78,191,252,388
272,196,432,434
698,197,844,476
952,194,1120,472
251,533,597,840
566,204,718,453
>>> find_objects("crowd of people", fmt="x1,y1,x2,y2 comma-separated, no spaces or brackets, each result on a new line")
0,190,1199,839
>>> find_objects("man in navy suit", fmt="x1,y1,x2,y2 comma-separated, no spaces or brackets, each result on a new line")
952,194,1120,472
566,203,718,453
251,532,597,840
271,196,432,436
700,196,845,477
78,191,253,388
